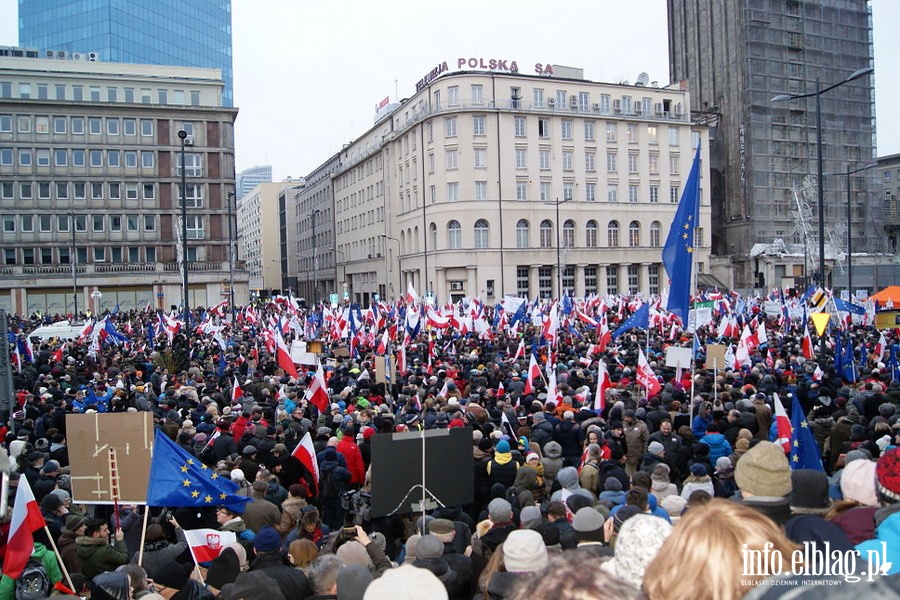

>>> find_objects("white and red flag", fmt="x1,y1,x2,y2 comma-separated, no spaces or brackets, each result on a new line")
524,354,541,396
6,476,46,579
594,360,611,412
303,361,329,413
636,350,661,398
291,431,320,494
184,529,237,563
772,393,793,454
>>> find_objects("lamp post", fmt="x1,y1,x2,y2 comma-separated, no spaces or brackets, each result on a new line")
772,67,874,296
90,290,102,315
70,212,78,320
177,129,190,329
310,209,321,305
544,197,572,298
227,190,236,322
843,162,877,299
380,234,401,301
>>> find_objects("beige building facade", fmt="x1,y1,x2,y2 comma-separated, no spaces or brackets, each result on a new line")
330,67,711,306
237,181,295,294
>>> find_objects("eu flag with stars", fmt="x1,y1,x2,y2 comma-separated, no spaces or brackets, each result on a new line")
146,429,250,512
611,303,649,340
662,144,702,325
789,393,824,471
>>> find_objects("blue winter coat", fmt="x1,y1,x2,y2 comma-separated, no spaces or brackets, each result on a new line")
856,506,900,576
699,433,733,465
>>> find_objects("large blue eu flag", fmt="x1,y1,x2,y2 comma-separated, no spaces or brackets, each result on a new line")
789,393,824,471
663,144,702,325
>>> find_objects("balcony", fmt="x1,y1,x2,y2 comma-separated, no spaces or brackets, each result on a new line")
163,261,226,272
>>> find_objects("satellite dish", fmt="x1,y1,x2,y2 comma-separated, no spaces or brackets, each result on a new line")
636,72,650,86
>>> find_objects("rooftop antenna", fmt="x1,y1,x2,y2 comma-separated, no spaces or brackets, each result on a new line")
636,72,649,87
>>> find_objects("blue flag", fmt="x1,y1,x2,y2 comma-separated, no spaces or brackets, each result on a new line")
843,336,857,383
662,144,702,324
146,429,250,512
611,303,649,340
216,352,227,378
789,394,824,471
509,300,529,329
889,345,899,382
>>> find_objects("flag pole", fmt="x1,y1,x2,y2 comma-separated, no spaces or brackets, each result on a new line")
44,524,76,593
136,506,151,566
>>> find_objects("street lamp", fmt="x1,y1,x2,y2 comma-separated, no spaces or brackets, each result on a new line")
544,197,572,297
70,212,78,320
839,162,877,298
177,129,190,329
772,67,874,295
227,190,236,322
310,209,321,305
90,290,102,316
380,234,400,300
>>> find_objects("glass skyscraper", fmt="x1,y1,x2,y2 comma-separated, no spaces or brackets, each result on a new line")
19,0,234,106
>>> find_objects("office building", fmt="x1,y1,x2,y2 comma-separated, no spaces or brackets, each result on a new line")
310,65,711,306
294,156,340,303
237,181,297,295
0,52,246,316
236,165,273,200
18,0,234,107
668,0,880,290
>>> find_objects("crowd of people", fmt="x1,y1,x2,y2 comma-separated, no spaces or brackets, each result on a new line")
1,292,900,599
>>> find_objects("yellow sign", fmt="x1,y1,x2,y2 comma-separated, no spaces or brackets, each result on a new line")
811,312,831,337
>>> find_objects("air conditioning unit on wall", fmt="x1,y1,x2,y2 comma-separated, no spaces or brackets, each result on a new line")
449,281,464,291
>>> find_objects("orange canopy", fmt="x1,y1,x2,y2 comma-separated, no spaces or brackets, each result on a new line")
871,286,900,307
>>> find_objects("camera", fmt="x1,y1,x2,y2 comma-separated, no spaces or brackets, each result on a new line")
341,526,357,540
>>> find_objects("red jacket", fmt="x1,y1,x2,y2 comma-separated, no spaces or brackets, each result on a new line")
336,438,365,485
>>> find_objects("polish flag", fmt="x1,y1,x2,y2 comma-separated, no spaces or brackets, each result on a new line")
303,361,329,413
376,330,390,355
184,529,237,563
594,360,611,412
596,316,612,353
406,282,419,305
6,476,46,579
813,365,824,381
397,342,407,376
231,377,243,403
512,339,525,362
524,354,541,396
772,393,792,454
291,431,320,494
874,332,887,364
636,350,661,398
274,330,299,379
802,323,814,359
497,381,505,398
52,342,66,363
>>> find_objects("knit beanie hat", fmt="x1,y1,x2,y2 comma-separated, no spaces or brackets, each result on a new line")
220,571,285,600
363,564,448,600
660,495,687,521
337,565,374,600
253,526,282,552
65,514,86,532
496,440,510,453
647,441,665,455
572,506,605,533
414,535,444,560
519,505,543,529
604,477,622,492
789,469,832,513
403,534,421,563
734,441,791,497
488,498,512,523
612,505,642,534
503,529,548,573
206,548,240,589
875,447,900,504
840,459,878,506
332,541,368,571
600,514,672,589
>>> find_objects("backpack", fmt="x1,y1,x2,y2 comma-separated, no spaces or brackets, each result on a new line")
318,469,339,499
15,558,49,600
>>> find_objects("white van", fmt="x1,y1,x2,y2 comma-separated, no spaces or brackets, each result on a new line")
29,320,85,341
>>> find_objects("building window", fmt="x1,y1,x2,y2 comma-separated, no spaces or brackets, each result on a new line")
93,247,105,263
54,149,67,167
90,150,102,167
626,123,637,143
37,182,50,199
73,183,85,199
445,117,457,137
2,215,15,232
127,215,139,232
447,182,459,202
647,125,658,144
474,219,489,248
185,215,202,239
108,151,121,168
649,185,659,203
533,88,544,108
0,115,10,132
20,183,32,199
607,184,618,203
0,182,10,199
516,219,529,248
516,181,527,201
474,148,486,168
445,150,458,170
650,221,661,247
539,220,553,248
0,148,11,166
447,86,459,107
88,117,101,135
563,182,574,201
471,84,483,105
92,215,104,232
71,117,84,135
56,182,68,199
123,119,136,136
608,221,620,247
606,122,617,143
144,215,155,231
668,127,679,146
142,152,155,168
57,214,69,232
629,221,641,247
176,154,202,177
556,90,567,107
540,182,551,202
144,183,156,200
53,116,66,134
19,149,32,166
670,154,679,175
629,185,639,203
606,265,618,295
107,118,119,135
670,185,680,203
126,183,138,199
695,227,704,248
124,151,137,167
447,220,461,249
91,182,104,199
539,266,552,299
649,154,659,174
475,181,487,200
586,220,598,247
17,116,31,133
141,119,153,136
585,151,595,172
562,151,573,171
538,118,550,139
628,153,638,173
607,152,616,171
562,266,575,292
563,220,575,247
473,115,485,136
585,266,597,295
514,116,526,137
109,215,122,232
36,149,50,166
108,183,120,199
515,148,527,169
649,264,660,294
561,120,573,140
578,91,590,111
628,265,640,294
517,266,529,297
585,182,596,202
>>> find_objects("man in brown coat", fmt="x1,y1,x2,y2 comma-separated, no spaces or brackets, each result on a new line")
622,410,649,479
58,514,86,575
242,479,282,533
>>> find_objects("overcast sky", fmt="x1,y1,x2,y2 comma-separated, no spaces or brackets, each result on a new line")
1,0,897,180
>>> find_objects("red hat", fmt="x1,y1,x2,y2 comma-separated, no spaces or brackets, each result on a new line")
448,418,466,428
362,427,376,441
876,447,900,503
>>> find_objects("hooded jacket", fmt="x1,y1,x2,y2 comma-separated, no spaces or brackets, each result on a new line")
549,466,593,503
76,534,129,581
0,542,62,600
699,433,733,465
856,503,900,575
487,450,519,489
